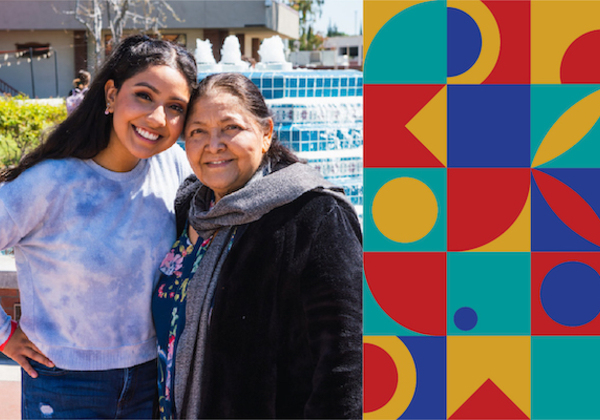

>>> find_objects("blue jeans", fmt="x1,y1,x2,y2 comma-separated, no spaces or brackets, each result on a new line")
21,359,157,419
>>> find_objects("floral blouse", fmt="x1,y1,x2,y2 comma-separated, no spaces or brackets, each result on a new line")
152,225,213,420
152,223,237,420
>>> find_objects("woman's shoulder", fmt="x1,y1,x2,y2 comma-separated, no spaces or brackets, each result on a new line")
150,144,192,179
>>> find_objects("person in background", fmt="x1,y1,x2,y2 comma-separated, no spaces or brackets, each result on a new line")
66,70,92,115
0,34,196,419
152,72,362,419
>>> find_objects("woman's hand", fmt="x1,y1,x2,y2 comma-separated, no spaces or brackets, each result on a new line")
2,326,54,378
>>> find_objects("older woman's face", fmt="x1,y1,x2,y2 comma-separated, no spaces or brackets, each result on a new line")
184,92,272,202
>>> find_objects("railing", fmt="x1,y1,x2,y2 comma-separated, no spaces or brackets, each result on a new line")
0,78,21,96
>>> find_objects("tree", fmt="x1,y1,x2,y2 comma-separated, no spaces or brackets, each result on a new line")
61,0,181,70
327,22,347,38
287,0,325,50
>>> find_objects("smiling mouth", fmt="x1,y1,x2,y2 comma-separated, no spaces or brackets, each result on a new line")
134,126,160,141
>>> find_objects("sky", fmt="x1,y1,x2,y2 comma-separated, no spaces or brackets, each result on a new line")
312,0,363,36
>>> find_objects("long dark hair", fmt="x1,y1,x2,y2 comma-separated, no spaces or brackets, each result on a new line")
189,72,301,167
1,34,197,182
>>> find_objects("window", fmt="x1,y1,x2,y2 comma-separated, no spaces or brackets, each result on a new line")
15,42,50,57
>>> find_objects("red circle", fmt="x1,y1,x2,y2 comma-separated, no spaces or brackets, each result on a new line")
561,30,600,83
363,343,398,413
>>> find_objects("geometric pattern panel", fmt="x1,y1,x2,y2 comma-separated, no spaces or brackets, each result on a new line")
364,1,600,418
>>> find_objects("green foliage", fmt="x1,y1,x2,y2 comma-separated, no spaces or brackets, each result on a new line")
287,0,325,51
327,22,347,38
0,95,67,168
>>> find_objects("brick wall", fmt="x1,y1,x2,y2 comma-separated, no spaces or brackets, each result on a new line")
0,288,20,321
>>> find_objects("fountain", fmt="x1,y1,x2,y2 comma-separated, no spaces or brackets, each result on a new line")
194,36,363,220
194,38,221,73
219,35,250,72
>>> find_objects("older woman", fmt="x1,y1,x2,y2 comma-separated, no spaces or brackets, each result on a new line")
152,73,362,419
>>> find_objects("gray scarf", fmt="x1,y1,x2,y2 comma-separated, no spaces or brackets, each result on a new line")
174,162,349,419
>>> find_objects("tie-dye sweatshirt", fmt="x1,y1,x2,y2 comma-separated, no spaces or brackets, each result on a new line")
0,145,191,371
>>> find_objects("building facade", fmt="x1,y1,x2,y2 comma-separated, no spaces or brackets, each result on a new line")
0,0,299,98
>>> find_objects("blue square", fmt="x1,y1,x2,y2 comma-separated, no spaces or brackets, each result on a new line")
448,85,530,167
274,77,284,88
307,90,314,98
311,130,317,140
308,78,315,88
285,79,290,87
301,143,309,152
341,78,348,87
324,89,331,97
325,78,332,87
349,78,356,87
302,131,310,141
263,78,272,88
299,78,306,88
291,141,299,151
341,89,347,97
316,90,323,97
292,129,300,142
357,78,363,87
290,90,297,98
290,78,298,88
299,90,306,98
349,88,355,96
252,78,261,88
274,89,284,98
332,90,339,97
333,78,339,87
263,89,272,99
357,88,362,96
316,78,324,87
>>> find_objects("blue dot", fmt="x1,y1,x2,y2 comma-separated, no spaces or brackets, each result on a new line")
447,7,482,77
541,262,600,327
454,307,478,331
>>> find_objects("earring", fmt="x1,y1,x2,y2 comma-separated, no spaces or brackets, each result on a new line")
105,104,110,115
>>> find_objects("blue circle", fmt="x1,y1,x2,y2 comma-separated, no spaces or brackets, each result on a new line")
541,262,600,327
454,307,478,331
447,8,482,77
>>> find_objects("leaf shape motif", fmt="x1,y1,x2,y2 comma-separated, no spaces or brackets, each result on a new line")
532,169,600,246
532,89,600,167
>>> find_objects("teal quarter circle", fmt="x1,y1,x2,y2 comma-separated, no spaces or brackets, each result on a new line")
364,0,447,84
531,84,600,168
447,252,530,336
532,337,600,419
364,168,447,252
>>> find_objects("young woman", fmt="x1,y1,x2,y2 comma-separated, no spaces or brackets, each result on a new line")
152,73,362,419
0,35,196,419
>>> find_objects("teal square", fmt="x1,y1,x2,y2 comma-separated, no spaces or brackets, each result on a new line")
364,168,446,252
447,252,530,336
532,337,600,419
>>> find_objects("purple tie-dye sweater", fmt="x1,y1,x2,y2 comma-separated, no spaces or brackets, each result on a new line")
0,145,191,370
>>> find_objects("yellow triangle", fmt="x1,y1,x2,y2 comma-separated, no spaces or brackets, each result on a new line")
470,191,531,252
405,86,447,167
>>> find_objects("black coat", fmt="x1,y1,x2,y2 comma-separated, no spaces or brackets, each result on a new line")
176,190,363,419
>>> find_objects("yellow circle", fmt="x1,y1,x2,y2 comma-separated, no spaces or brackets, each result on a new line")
372,177,438,243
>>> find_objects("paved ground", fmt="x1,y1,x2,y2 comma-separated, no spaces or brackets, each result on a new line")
0,356,20,420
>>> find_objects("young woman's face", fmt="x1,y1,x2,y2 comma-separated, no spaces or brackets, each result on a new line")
99,65,190,172
184,92,273,202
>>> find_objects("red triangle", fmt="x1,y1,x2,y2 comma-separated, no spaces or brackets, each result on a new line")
450,379,529,420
